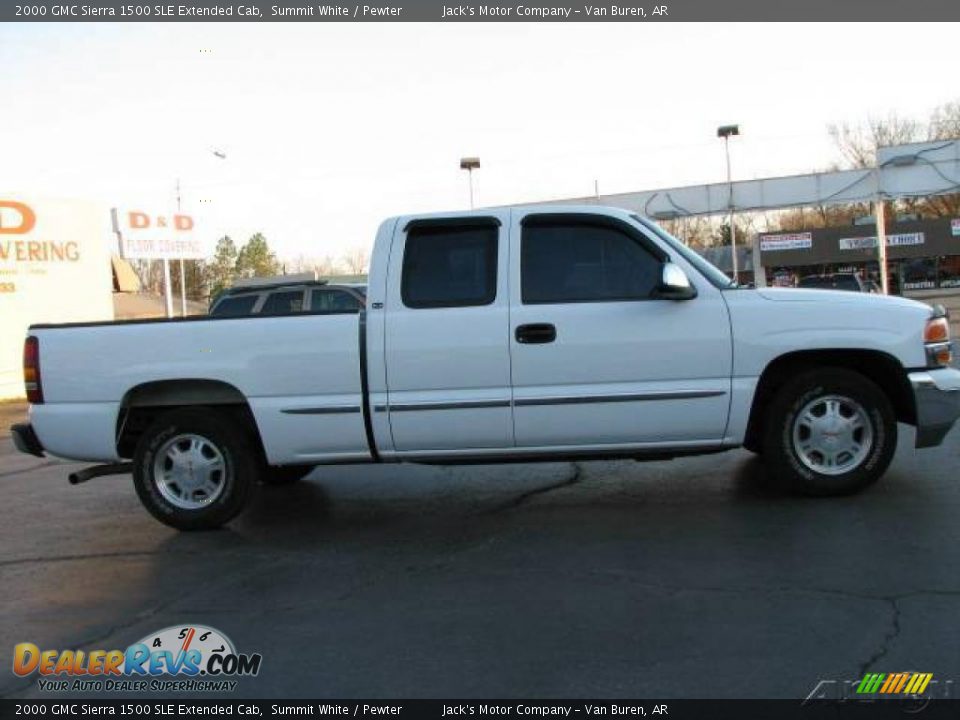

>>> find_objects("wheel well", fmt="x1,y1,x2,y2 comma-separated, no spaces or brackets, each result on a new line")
115,379,266,460
743,350,916,451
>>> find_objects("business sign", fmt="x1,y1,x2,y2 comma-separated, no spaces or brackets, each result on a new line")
952,219,960,236
113,208,204,260
838,232,925,251
759,232,812,252
0,196,113,398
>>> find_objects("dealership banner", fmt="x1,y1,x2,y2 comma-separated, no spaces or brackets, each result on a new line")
838,232,925,251
113,208,204,260
759,232,812,252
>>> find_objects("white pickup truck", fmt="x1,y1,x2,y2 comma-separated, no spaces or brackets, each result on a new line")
11,206,960,530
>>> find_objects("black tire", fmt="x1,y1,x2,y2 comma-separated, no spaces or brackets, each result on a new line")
263,465,315,486
762,367,896,496
133,408,260,530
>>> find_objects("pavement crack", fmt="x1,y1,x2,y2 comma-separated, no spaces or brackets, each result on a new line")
484,462,583,514
858,597,902,676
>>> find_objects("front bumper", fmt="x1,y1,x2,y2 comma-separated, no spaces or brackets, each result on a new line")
10,423,45,458
909,368,960,448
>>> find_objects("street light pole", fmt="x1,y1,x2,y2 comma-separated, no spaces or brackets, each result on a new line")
717,124,740,282
460,157,480,209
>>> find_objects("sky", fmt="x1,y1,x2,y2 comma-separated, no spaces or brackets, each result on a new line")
1,22,957,264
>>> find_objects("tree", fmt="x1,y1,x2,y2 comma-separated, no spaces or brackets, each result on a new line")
206,236,239,298
170,259,208,302
315,254,341,277
790,100,960,228
928,101,960,142
922,100,960,218
828,112,921,169
340,246,369,275
235,233,280,279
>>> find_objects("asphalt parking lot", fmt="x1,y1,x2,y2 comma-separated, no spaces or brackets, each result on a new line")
1,397,959,701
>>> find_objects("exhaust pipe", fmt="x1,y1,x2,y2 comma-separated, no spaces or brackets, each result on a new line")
69,462,133,485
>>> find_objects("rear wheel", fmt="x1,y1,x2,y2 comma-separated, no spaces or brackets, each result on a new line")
133,408,259,530
762,368,896,496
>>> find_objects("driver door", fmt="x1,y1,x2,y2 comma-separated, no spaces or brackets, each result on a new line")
508,210,732,449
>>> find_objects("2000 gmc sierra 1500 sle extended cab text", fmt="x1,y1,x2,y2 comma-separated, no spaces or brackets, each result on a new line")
11,206,960,529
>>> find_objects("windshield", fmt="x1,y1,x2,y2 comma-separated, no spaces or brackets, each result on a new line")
631,215,736,290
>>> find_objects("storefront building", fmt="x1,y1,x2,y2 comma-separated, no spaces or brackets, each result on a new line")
0,197,114,399
757,217,960,294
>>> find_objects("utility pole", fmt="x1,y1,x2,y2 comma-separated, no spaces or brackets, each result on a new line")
717,124,740,282
874,198,890,295
176,178,187,316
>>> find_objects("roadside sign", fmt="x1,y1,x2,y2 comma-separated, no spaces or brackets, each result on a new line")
759,232,812,252
112,208,204,260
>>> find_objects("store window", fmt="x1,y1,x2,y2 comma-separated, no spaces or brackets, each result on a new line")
937,256,960,289
900,258,937,291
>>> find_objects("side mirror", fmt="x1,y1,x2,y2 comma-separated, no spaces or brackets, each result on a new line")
654,262,697,301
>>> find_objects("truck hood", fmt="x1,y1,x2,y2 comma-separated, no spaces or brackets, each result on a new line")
754,287,933,313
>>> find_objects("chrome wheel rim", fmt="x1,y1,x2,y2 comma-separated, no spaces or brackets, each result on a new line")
153,433,227,510
792,394,873,476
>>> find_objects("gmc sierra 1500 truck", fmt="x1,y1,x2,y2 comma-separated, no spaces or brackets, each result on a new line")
11,206,960,530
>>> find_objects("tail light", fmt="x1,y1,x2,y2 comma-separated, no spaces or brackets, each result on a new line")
23,336,44,404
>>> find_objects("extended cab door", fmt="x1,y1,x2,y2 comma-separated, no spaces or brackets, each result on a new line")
508,210,732,450
382,214,513,453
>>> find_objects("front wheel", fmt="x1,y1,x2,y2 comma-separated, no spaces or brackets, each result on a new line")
133,408,259,530
762,368,897,496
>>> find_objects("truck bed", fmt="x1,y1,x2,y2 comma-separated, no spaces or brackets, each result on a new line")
29,312,370,464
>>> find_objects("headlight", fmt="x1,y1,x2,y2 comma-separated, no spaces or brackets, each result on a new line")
924,314,952,367
925,316,949,343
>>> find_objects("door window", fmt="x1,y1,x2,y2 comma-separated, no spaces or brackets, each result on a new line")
401,225,498,308
260,290,305,314
311,289,362,312
522,221,661,304
210,294,258,317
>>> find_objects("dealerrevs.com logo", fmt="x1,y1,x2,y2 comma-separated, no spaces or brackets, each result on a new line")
12,625,262,693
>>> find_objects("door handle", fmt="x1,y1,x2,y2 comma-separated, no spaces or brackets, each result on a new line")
515,323,556,344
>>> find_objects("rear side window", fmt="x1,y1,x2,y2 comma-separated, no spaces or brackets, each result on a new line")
211,294,258,317
401,225,498,308
311,289,362,312
522,222,661,304
260,290,304,314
